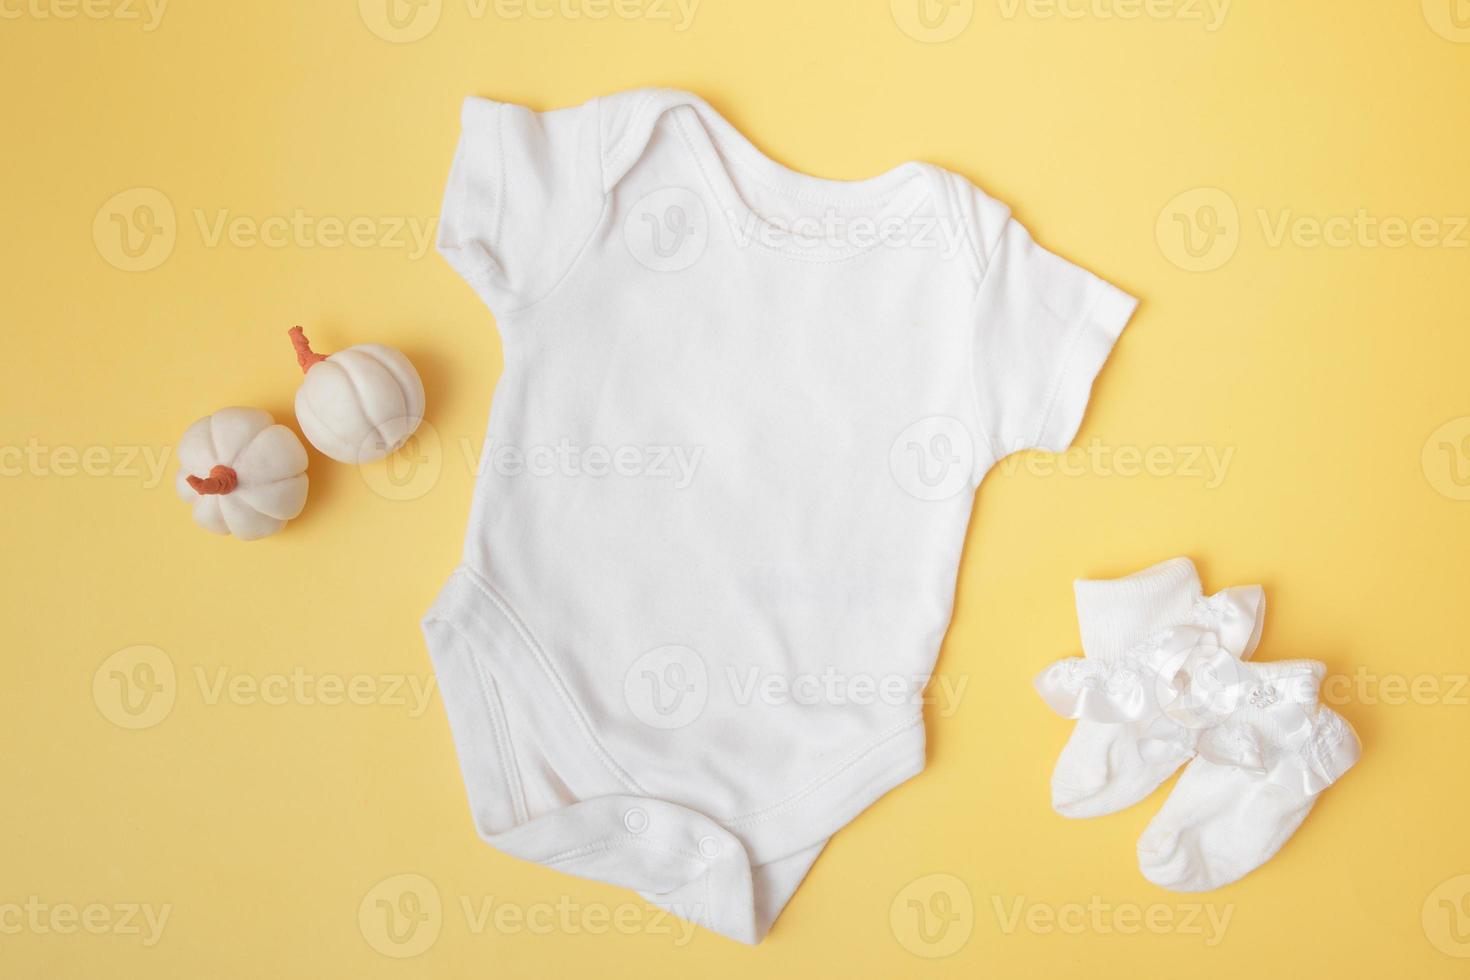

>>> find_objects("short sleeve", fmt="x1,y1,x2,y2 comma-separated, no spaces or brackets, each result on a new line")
971,218,1138,457
437,96,605,311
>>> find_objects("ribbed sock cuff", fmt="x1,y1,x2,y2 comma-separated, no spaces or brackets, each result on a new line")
1073,557,1203,661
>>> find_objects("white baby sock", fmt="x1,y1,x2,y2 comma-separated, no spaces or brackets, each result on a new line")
1136,659,1360,891
1036,557,1265,818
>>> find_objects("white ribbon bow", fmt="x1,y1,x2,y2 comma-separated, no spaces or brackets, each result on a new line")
1035,581,1273,766
1196,701,1359,795
1034,624,1252,729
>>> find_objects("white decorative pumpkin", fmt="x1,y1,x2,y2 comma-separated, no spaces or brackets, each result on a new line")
288,326,425,464
175,407,309,540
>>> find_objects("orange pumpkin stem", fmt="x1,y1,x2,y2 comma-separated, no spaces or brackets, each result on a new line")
187,464,239,495
288,325,329,372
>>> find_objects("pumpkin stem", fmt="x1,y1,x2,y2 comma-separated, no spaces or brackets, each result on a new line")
187,464,239,495
288,326,329,372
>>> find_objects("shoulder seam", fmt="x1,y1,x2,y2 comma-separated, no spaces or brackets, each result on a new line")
599,89,661,194
956,176,1010,472
491,100,506,261
497,96,611,318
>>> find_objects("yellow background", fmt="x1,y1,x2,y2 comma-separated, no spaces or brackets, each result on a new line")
3,0,1469,975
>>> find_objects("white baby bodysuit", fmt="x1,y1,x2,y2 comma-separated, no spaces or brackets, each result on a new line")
423,89,1138,944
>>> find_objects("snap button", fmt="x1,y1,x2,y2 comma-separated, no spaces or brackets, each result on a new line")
697,835,721,858
623,807,649,834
